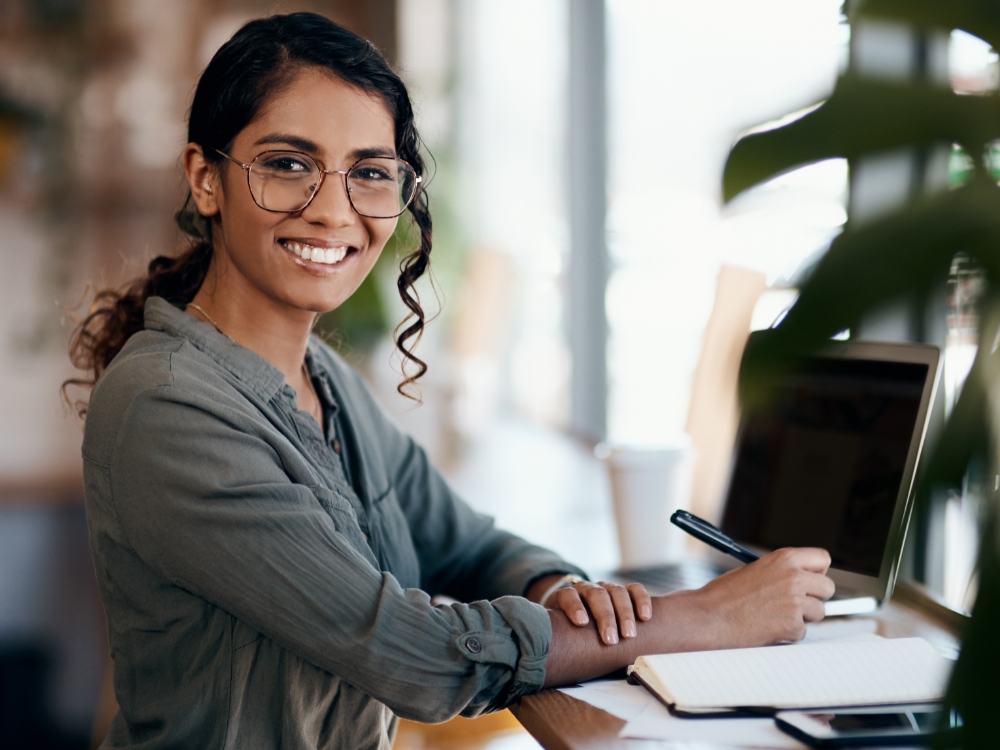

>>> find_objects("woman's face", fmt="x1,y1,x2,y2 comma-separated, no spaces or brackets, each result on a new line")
203,67,399,315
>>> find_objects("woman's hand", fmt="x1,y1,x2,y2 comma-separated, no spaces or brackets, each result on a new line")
553,581,654,644
528,575,652,645
688,547,836,648
541,547,836,688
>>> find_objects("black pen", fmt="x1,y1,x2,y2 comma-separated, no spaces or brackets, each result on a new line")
670,510,760,564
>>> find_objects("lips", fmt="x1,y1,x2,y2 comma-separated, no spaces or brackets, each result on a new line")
278,239,353,265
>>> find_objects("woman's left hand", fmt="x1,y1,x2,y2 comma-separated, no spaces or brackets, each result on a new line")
530,576,653,645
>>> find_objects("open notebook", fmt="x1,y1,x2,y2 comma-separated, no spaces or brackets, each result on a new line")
632,638,951,716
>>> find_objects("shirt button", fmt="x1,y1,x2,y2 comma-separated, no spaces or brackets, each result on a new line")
332,439,342,454
466,638,482,654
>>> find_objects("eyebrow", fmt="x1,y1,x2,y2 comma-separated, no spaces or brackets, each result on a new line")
251,133,396,160
253,133,319,152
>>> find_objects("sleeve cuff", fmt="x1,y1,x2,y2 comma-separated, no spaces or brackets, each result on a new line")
452,595,554,712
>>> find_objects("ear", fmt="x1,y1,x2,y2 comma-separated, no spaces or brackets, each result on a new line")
183,143,221,217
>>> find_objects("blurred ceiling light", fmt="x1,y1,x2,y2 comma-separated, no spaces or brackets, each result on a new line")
950,29,999,94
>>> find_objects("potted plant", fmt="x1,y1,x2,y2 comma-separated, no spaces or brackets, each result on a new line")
723,1,1000,745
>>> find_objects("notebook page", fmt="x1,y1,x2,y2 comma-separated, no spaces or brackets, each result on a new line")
637,637,950,710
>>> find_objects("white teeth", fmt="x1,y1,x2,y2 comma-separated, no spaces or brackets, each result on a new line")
282,240,349,265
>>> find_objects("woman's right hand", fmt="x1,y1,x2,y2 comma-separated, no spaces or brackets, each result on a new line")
543,546,836,687
685,547,836,649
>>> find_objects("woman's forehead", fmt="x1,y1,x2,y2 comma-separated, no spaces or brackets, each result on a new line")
240,67,395,158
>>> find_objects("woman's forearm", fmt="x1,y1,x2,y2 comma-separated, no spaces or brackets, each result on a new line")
543,590,711,686
542,547,836,688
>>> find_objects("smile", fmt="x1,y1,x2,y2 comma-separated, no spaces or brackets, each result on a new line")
279,239,353,265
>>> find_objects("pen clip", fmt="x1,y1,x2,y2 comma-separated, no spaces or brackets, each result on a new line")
674,510,721,531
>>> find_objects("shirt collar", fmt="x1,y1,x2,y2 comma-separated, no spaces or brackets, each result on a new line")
143,296,287,402
305,349,340,418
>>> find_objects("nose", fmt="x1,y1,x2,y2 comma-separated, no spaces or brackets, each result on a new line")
301,170,355,226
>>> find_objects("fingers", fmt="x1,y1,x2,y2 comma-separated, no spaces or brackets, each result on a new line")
773,547,832,574
607,584,637,639
580,583,623,645
799,571,836,601
550,587,589,626
698,548,837,648
554,582,647,644
628,583,652,621
764,549,836,600
802,594,826,623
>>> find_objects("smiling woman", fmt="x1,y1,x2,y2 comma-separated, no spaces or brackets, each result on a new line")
180,67,408,422
64,12,838,750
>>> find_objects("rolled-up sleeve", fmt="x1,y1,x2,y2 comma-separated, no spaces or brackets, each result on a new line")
103,377,551,721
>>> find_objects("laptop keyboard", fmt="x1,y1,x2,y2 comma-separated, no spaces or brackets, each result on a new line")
611,560,725,595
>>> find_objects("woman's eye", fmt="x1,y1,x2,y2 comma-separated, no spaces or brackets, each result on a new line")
353,166,393,182
260,156,312,174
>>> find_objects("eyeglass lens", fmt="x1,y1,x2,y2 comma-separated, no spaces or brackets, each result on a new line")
248,151,417,218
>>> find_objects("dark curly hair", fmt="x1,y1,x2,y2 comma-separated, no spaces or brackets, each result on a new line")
66,12,431,410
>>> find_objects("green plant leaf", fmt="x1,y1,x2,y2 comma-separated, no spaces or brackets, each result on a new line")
919,371,988,492
939,517,1000,747
724,77,1000,202
856,0,1000,51
739,179,1000,402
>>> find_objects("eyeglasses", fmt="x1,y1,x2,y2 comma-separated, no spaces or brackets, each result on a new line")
215,149,421,219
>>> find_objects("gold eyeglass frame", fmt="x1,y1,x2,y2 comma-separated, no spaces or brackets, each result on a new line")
214,148,421,219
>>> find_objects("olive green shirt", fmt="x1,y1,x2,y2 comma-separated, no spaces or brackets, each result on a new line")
83,297,585,750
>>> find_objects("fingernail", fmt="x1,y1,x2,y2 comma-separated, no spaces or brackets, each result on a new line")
573,610,588,626
640,605,651,619
604,627,619,645
624,621,637,638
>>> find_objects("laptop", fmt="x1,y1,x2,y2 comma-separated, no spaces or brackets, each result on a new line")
614,334,940,617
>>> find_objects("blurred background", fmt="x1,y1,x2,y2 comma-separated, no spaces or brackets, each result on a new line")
0,0,993,748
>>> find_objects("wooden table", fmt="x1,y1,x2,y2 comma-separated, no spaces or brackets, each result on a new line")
511,583,964,750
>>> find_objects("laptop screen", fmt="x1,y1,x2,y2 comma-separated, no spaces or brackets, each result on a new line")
719,357,929,577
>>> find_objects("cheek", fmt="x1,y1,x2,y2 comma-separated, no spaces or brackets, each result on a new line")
369,216,398,248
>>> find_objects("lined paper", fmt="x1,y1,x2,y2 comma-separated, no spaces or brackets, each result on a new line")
636,637,951,710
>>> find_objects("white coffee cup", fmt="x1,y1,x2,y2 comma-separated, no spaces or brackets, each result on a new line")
596,438,695,569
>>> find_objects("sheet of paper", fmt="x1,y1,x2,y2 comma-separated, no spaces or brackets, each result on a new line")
558,679,652,722
619,700,807,748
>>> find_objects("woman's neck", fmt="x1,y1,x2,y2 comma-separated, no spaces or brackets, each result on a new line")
187,264,316,384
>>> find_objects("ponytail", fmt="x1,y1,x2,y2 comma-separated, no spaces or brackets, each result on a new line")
64,241,212,414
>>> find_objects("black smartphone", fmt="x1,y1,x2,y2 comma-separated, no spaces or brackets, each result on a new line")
775,706,961,748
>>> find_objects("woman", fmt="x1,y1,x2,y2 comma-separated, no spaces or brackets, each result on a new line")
71,13,835,750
